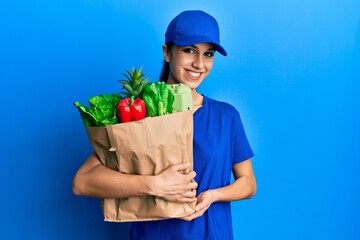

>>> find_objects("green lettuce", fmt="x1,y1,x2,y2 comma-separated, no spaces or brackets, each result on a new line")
141,82,175,117
74,94,121,127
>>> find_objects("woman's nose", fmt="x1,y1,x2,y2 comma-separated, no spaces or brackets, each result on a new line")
192,55,204,69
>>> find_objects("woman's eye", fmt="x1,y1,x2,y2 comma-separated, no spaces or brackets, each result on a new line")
183,48,195,54
205,52,215,57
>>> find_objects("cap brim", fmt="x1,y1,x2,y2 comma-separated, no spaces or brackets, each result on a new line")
214,44,227,56
173,37,227,56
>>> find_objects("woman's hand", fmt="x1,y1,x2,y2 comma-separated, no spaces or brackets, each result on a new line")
161,186,197,203
149,162,198,203
180,159,256,221
180,190,215,221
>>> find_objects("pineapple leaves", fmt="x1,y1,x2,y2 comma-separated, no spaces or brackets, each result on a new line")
118,66,149,98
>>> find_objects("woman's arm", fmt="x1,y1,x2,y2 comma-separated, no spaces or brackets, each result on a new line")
72,152,198,202
181,159,256,220
212,159,257,201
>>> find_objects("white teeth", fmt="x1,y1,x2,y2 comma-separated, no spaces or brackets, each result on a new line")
188,71,200,77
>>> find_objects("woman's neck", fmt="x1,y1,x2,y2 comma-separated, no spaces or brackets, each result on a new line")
192,90,204,108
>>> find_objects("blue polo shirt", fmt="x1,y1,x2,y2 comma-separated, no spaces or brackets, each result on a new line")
130,95,254,240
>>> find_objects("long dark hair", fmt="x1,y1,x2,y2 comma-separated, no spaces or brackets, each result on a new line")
159,42,174,82
159,61,169,82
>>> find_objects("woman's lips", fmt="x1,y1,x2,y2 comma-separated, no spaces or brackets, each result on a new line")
186,70,201,80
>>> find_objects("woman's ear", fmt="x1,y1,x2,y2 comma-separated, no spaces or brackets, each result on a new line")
162,45,170,63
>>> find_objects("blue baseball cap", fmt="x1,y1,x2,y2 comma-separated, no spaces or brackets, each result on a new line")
165,10,227,56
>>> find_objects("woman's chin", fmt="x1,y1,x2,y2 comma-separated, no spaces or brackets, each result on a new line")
183,79,203,89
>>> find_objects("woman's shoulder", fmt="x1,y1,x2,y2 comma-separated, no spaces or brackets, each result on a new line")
204,95,240,116
205,96,238,111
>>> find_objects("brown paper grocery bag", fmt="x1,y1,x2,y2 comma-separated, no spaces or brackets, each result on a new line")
85,110,196,222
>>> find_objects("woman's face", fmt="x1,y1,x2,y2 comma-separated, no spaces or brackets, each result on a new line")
163,43,215,90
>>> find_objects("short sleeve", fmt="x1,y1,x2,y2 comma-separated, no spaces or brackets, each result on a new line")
232,111,254,165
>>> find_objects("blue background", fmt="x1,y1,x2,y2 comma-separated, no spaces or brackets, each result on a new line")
1,0,359,239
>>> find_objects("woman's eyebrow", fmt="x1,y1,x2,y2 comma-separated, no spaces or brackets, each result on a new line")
190,45,216,51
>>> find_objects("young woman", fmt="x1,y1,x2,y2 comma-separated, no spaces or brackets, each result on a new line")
73,10,256,240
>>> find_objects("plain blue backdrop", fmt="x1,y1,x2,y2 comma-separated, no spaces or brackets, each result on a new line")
1,0,359,239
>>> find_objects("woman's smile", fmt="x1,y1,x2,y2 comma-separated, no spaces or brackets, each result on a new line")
186,70,202,80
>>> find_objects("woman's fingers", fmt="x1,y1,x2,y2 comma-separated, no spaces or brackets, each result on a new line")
153,162,197,197
171,162,191,171
186,171,197,181
188,180,198,191
161,190,197,203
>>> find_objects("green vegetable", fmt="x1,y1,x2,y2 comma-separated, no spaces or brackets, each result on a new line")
74,94,121,127
141,81,175,117
117,67,148,123
167,83,193,112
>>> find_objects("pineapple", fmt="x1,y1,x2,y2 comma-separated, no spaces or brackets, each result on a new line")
117,66,149,122
118,66,149,98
